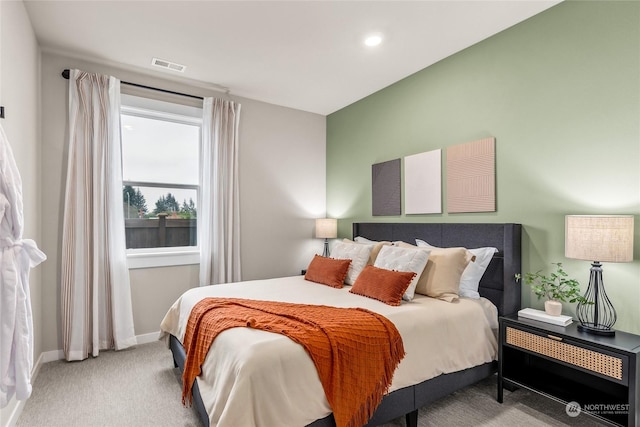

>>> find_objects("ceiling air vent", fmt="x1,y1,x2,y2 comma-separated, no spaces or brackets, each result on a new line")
151,58,186,73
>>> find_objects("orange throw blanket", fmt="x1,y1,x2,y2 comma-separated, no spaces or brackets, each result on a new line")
181,298,405,427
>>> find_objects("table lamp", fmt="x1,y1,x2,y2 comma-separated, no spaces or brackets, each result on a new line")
315,218,337,257
565,215,634,336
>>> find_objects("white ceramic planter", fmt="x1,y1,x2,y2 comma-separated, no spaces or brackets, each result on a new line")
544,300,563,316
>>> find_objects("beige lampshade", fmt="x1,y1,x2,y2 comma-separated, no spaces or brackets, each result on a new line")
315,218,337,239
565,215,634,263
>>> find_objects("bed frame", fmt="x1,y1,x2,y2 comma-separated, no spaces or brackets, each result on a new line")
169,222,522,427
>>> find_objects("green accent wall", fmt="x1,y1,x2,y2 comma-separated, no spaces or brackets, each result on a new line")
326,1,640,333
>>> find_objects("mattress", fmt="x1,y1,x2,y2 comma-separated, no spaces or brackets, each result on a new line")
160,275,498,427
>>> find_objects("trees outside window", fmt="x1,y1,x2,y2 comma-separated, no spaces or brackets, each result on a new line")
123,185,148,218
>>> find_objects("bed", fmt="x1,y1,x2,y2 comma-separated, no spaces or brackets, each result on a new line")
161,222,522,427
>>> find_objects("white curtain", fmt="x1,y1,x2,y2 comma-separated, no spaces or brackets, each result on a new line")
61,69,136,361
199,98,242,286
0,124,46,408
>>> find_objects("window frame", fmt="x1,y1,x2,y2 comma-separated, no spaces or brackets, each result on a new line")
120,96,202,269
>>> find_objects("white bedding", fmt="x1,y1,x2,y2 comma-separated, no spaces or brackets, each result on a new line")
160,275,498,427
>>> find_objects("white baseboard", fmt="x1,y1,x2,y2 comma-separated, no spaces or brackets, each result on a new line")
1,398,22,427
136,331,161,345
0,397,20,427
37,331,161,363
41,349,64,364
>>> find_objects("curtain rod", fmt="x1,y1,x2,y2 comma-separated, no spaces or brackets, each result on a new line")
61,69,206,101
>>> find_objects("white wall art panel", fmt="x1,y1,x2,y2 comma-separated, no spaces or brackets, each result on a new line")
404,149,442,214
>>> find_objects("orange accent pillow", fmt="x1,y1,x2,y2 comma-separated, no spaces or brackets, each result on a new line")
304,255,351,288
350,265,416,306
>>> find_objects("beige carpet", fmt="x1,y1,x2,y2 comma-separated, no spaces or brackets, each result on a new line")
17,341,605,427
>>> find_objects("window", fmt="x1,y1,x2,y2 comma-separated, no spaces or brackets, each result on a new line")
120,95,202,268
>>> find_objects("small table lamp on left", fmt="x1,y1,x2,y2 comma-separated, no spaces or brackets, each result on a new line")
315,218,337,257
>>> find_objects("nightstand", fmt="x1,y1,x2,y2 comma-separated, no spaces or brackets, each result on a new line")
498,315,640,426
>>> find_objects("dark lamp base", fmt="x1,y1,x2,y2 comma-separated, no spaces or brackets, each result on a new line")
577,323,616,337
322,239,330,258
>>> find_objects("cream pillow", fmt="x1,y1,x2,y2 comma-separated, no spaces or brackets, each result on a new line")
373,245,430,301
396,241,473,302
331,241,373,285
416,239,497,299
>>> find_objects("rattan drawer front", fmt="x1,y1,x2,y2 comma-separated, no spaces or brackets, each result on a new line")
505,327,623,381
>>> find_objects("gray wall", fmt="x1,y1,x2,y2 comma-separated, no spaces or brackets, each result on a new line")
0,1,42,424
39,52,326,352
326,1,640,333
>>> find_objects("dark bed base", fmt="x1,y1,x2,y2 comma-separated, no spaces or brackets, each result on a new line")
170,334,210,426
169,222,522,427
371,361,497,427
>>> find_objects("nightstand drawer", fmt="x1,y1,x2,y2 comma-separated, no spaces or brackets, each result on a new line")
506,326,626,383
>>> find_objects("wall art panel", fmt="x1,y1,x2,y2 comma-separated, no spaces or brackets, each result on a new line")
405,149,442,214
372,158,401,216
446,137,495,213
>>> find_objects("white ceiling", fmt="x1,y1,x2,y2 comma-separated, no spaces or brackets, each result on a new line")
24,0,561,115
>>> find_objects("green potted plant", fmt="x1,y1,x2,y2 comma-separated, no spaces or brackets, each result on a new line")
522,262,588,316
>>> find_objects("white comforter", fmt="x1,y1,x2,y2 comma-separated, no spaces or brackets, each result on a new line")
160,276,498,427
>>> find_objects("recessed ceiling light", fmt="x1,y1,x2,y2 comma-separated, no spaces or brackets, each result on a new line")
364,34,383,47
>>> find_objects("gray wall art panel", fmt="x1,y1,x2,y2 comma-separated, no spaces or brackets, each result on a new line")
372,158,401,216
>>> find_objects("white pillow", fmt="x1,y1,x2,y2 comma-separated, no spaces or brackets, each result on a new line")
415,239,497,299
347,238,392,265
354,236,377,244
355,236,397,246
373,245,430,301
331,241,373,285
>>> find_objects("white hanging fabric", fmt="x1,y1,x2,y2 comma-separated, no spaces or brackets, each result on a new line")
0,123,46,408
199,98,242,286
60,69,136,361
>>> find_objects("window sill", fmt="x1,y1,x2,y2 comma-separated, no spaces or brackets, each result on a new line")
127,249,199,269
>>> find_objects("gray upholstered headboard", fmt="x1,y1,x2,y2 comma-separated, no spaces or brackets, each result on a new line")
352,223,522,317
